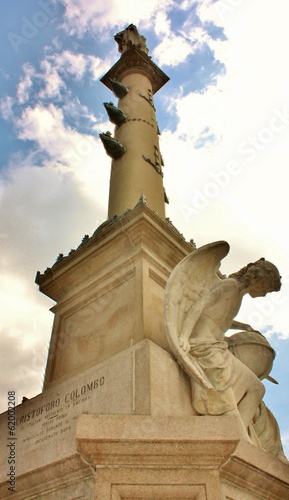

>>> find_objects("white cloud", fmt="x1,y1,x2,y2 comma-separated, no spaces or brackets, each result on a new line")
13,102,109,204
47,50,109,82
87,55,110,80
53,50,87,78
16,102,85,157
16,104,66,151
0,96,14,120
61,0,175,37
154,10,171,36
16,63,36,104
12,50,108,105
153,33,193,66
152,4,228,67
167,83,225,144
39,59,66,99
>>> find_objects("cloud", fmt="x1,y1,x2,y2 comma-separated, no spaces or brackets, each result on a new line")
86,55,109,80
52,50,88,78
154,10,171,36
0,308,50,407
43,50,109,82
60,0,175,37
166,83,225,145
14,103,95,164
16,104,65,147
10,50,109,107
196,0,289,108
0,96,14,121
153,32,193,67
38,59,66,99
0,160,105,274
12,101,109,204
151,4,227,68
16,64,36,104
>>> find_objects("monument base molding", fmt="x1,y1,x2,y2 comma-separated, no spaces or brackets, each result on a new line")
76,414,289,500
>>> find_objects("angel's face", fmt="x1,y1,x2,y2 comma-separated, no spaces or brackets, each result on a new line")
248,278,277,298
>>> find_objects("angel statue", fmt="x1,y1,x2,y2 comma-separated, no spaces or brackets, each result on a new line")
164,241,281,441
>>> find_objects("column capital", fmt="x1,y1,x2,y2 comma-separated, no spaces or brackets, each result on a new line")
100,46,169,95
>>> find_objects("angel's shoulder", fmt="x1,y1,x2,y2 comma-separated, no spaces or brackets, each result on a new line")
216,277,239,294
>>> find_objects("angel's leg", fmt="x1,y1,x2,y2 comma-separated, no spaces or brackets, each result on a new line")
223,405,252,442
237,379,265,428
231,356,265,429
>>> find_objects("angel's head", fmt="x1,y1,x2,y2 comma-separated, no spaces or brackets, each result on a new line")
229,258,281,297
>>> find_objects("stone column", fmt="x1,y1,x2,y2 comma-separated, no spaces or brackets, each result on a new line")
100,25,169,219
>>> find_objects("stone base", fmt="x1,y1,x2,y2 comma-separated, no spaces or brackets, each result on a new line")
76,414,289,500
3,414,288,499
1,341,288,499
0,340,191,498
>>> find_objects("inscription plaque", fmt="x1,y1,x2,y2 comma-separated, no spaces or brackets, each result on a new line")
0,344,137,478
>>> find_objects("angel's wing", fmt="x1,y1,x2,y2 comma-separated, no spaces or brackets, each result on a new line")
164,241,230,390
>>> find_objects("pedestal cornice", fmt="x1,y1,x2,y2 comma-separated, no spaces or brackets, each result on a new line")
35,203,194,302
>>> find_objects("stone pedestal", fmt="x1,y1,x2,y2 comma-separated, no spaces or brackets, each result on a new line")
36,203,194,389
1,340,288,499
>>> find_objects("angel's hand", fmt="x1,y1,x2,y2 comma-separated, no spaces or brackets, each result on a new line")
244,324,260,333
179,336,190,353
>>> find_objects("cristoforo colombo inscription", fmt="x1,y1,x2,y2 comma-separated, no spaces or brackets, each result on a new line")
17,376,105,425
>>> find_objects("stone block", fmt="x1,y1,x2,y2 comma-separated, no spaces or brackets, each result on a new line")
36,204,193,388
76,414,289,499
0,340,193,498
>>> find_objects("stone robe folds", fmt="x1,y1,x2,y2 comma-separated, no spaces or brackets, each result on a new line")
189,339,237,415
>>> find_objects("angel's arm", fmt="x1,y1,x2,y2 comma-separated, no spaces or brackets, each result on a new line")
230,320,259,333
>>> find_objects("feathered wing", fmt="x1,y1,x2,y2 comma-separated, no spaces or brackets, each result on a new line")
164,241,230,390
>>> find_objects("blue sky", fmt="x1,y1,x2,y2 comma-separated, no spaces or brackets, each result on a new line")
1,0,289,456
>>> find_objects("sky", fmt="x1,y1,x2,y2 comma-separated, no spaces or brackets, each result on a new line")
0,0,289,456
